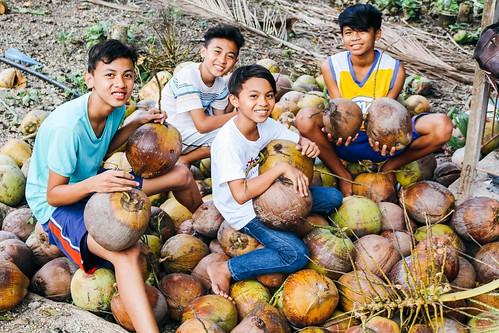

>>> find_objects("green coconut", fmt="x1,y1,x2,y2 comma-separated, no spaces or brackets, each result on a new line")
0,164,26,206
331,195,382,237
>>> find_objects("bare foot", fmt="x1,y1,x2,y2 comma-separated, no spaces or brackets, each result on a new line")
206,261,235,304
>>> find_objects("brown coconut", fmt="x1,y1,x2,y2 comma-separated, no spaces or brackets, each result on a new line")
30,257,79,301
158,272,204,321
271,100,300,120
1,207,36,242
254,177,312,231
0,238,36,278
258,139,314,182
20,109,49,136
191,200,224,238
181,294,239,333
450,256,476,291
177,318,225,333
472,242,499,284
25,222,64,266
415,234,460,281
377,201,406,231
401,181,455,224
450,196,499,244
273,73,293,102
217,220,260,257
231,301,291,333
159,233,208,273
281,269,339,327
365,97,412,151
0,259,30,312
0,138,32,167
323,98,363,142
354,234,401,277
380,230,413,257
352,173,396,203
84,189,151,251
229,280,271,319
404,95,431,116
125,122,182,178
280,90,305,104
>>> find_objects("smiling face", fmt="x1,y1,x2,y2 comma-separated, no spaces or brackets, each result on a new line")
341,26,381,57
84,57,135,113
230,77,275,126
200,38,238,84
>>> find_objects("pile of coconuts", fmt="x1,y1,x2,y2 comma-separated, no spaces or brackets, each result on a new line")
1,58,498,333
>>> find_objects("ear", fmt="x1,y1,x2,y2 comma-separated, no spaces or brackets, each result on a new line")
229,94,238,108
200,45,206,59
84,72,94,89
375,29,382,41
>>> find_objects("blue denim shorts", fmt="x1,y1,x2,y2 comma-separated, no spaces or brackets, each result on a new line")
334,113,426,163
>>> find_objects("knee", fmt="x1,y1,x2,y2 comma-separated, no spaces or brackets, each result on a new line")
174,164,196,187
295,109,318,136
286,241,310,272
434,113,453,143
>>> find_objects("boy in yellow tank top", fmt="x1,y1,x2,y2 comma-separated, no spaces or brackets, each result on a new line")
296,4,453,196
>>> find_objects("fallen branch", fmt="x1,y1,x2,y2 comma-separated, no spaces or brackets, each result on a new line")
84,0,143,12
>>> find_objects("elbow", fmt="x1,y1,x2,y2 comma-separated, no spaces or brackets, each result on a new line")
233,193,248,205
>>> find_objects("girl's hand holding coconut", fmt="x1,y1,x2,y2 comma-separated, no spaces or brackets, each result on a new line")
90,169,139,193
280,163,310,198
296,136,320,158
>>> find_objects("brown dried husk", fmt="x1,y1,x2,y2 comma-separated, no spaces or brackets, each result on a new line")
191,252,230,290
322,98,363,141
192,200,224,238
282,269,339,327
30,257,79,301
125,123,182,178
176,318,225,333
1,207,36,242
322,309,360,332
271,100,299,120
303,227,355,280
415,235,460,282
158,272,204,321
380,230,413,257
181,294,238,333
273,73,293,102
217,220,260,257
229,280,271,319
450,256,476,291
0,259,29,312
294,213,330,238
0,238,36,278
84,189,151,251
365,97,412,151
401,181,455,224
378,201,406,231
254,177,312,231
352,173,396,203
231,301,291,333
450,196,499,244
159,233,208,273
111,285,168,331
472,242,499,284
256,272,288,289
354,234,401,278
25,222,64,267
258,139,314,182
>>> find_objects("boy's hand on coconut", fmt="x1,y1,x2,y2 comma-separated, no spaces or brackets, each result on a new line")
336,133,358,146
92,170,139,193
296,137,320,158
125,107,167,126
282,164,310,197
368,138,396,156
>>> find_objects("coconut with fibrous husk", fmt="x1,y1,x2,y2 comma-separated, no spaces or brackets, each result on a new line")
401,181,455,224
273,73,293,101
404,95,431,116
415,234,460,281
281,269,339,327
271,100,299,120
229,280,271,319
481,118,499,155
297,92,326,110
256,272,288,289
395,161,422,189
378,201,406,231
258,139,314,182
467,290,499,317
468,310,499,333
450,196,499,244
159,233,208,273
30,257,79,301
84,189,151,251
280,90,304,104
20,109,49,136
365,97,412,151
177,318,225,333
354,234,401,277
352,173,396,203
159,196,192,229
125,122,182,178
231,301,291,333
102,151,131,171
433,162,461,187
70,267,116,312
1,207,35,242
217,220,260,257
472,242,499,284
322,309,360,332
146,208,176,242
257,58,279,73
0,231,18,243
138,70,172,102
0,259,29,312
322,98,363,142
0,238,36,278
366,316,400,333
380,230,413,257
295,213,330,238
191,200,224,238
450,256,476,291
0,164,26,207
0,138,31,168
0,68,26,89
158,272,204,321
303,227,355,280
331,195,382,237
181,294,239,333
254,177,312,231
292,74,320,92
191,252,230,290
25,222,64,266
111,285,168,331
277,111,297,129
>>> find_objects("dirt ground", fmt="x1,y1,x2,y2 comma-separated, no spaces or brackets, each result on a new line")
0,0,483,332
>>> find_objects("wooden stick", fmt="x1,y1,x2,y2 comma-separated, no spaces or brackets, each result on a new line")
84,0,143,12
476,167,499,177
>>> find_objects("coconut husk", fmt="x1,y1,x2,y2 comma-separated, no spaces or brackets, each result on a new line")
0,68,27,90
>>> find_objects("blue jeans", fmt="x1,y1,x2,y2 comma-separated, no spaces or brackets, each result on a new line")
227,186,343,281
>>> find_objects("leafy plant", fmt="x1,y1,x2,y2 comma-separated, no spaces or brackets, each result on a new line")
446,107,469,149
85,21,108,48
59,71,88,97
437,0,460,14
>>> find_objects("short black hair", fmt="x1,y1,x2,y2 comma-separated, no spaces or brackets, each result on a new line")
338,4,382,33
203,24,245,53
228,64,276,97
87,39,138,73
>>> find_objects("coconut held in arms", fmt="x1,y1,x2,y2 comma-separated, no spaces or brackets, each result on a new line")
365,97,412,151
322,98,363,142
125,122,182,178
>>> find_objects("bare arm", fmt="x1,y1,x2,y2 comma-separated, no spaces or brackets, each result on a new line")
46,169,139,207
321,59,341,99
212,102,234,115
190,108,236,134
228,162,310,205
387,62,406,99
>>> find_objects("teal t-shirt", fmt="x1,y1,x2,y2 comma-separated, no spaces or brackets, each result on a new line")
26,93,125,224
